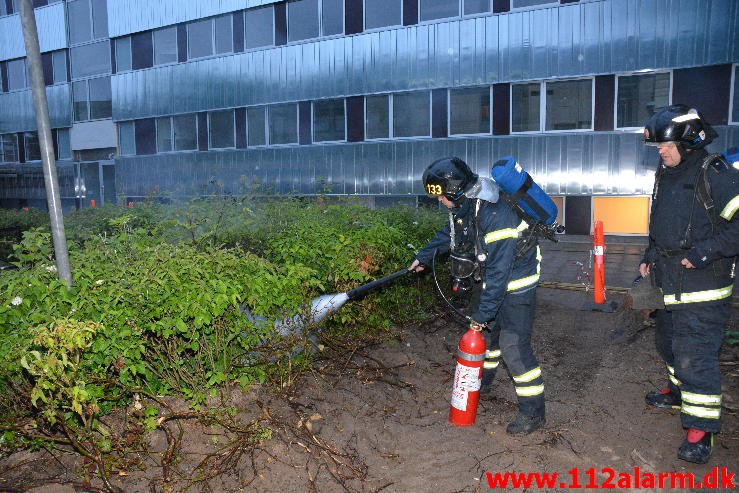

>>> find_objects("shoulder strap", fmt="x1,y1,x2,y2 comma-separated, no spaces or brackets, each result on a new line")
696,153,727,230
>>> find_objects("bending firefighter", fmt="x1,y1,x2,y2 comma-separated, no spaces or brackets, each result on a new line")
640,104,738,464
409,157,545,435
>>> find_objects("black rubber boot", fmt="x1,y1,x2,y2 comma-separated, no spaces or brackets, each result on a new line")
645,388,681,409
677,429,713,464
506,414,545,435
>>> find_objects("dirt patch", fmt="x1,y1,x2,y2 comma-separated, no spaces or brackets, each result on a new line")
2,288,737,492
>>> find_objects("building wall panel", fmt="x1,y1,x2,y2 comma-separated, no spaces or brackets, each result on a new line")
0,84,71,133
0,3,67,62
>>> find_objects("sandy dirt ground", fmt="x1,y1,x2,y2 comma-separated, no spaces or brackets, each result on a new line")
2,287,737,493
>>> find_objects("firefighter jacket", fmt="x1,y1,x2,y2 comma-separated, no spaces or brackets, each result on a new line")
644,148,739,309
416,190,540,324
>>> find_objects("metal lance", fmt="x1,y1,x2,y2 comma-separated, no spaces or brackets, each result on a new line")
449,324,486,426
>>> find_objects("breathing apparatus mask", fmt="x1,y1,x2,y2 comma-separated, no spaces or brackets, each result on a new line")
450,250,479,294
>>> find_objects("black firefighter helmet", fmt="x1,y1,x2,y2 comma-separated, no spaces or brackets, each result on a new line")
643,104,717,150
422,157,477,202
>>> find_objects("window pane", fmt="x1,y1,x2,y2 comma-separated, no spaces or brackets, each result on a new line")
511,83,540,132
2,134,19,162
365,95,389,139
115,37,132,71
322,0,343,35
119,121,135,155
73,80,89,121
545,79,592,131
156,117,172,152
733,66,739,124
68,0,92,44
154,27,177,65
365,0,401,29
247,106,266,146
268,104,298,145
450,87,490,135
91,0,108,39
210,110,235,148
420,0,459,21
215,15,233,54
616,73,670,128
313,99,345,142
88,76,112,119
24,132,41,161
6,59,26,90
173,114,197,150
188,19,214,59
464,0,490,15
393,91,430,137
71,41,111,78
245,6,274,49
57,128,71,159
288,0,319,42
511,0,557,8
52,51,67,83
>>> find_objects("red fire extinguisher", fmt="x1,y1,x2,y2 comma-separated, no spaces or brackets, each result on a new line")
449,324,486,426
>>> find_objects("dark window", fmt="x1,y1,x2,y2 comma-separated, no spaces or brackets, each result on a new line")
365,95,389,139
419,0,459,21
1,134,19,163
393,91,430,137
68,0,107,44
71,40,110,78
188,19,214,59
73,76,111,121
511,0,556,8
115,37,132,71
313,99,345,142
449,87,490,135
545,79,592,131
247,106,267,146
245,6,275,49
511,83,540,132
131,31,153,70
269,104,298,145
174,114,197,150
365,0,402,29
73,80,89,121
154,27,178,65
6,58,26,91
288,0,319,42
616,72,671,128
322,0,344,35
56,128,71,159
156,117,173,152
24,132,41,161
135,118,157,155
52,50,67,83
215,15,233,54
209,110,235,148
464,0,490,15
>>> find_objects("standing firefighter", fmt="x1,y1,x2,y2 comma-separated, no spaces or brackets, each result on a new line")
409,157,545,435
640,104,738,464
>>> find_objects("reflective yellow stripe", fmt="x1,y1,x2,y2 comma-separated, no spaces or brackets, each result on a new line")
516,384,544,397
666,364,675,375
669,374,682,386
681,391,721,406
483,362,499,369
682,405,721,419
507,246,541,292
484,228,519,244
513,367,542,383
664,285,733,305
720,195,739,220
516,220,528,232
486,349,501,358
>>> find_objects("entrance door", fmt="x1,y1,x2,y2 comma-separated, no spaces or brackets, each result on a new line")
74,160,116,208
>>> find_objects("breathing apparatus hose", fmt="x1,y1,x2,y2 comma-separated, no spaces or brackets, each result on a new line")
431,248,474,323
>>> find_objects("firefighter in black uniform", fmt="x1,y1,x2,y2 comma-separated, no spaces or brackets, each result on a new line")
409,157,545,435
640,104,738,464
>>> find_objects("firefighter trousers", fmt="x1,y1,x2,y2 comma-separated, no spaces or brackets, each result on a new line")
654,303,730,433
481,287,545,418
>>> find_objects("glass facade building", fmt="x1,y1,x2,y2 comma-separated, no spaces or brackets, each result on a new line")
0,0,737,233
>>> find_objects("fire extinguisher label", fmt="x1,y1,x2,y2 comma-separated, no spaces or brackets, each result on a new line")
450,363,481,411
593,246,604,255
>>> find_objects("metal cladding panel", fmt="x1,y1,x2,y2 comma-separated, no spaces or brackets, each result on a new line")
108,0,280,37
109,128,739,200
0,84,72,133
0,3,67,61
112,0,737,121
